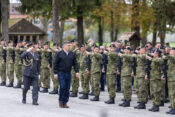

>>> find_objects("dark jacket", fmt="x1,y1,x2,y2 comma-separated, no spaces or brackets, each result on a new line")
20,51,40,78
53,50,79,74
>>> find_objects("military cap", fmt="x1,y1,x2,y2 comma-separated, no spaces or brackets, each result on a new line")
126,47,132,51
70,39,77,43
26,42,33,48
116,40,121,43
53,43,57,46
110,44,116,48
44,41,49,45
172,48,175,50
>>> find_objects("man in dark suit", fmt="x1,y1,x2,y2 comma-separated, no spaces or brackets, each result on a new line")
20,43,40,105
53,41,79,108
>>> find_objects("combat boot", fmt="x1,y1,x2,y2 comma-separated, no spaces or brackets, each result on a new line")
149,105,159,112
167,109,175,115
79,91,84,94
33,101,39,106
79,94,88,99
49,89,58,95
6,82,13,87
90,96,99,101
0,82,6,86
159,101,164,107
14,84,21,88
134,102,146,109
105,98,115,104
40,88,48,93
89,91,94,96
119,101,130,107
69,93,77,97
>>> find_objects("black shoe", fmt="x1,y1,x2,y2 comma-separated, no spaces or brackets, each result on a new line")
49,89,58,95
0,82,6,86
134,102,146,109
149,105,159,112
79,94,88,99
40,88,48,93
79,91,84,94
167,109,175,115
121,99,131,102
33,101,39,106
69,93,77,97
105,98,115,104
89,91,94,96
6,83,13,87
119,101,130,107
90,96,99,101
159,101,164,107
164,98,170,103
22,99,26,104
14,84,21,89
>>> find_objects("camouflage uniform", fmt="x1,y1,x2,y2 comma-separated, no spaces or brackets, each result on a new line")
71,48,80,94
40,49,52,89
120,54,133,101
50,48,59,90
0,45,6,83
15,47,23,85
167,55,175,109
150,58,163,106
6,47,15,85
106,52,118,98
135,54,148,103
79,51,90,94
90,53,102,96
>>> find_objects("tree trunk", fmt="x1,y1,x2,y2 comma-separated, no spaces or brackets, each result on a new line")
1,0,9,42
77,6,84,45
98,17,104,46
131,0,140,36
59,20,65,47
40,18,49,41
152,22,157,46
52,0,60,44
114,28,119,41
110,11,114,42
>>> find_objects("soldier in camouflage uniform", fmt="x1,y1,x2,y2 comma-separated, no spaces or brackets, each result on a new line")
0,40,7,86
164,48,175,115
105,44,118,104
40,42,52,93
89,46,102,101
79,44,90,99
49,43,60,95
119,47,133,107
134,46,148,109
147,49,163,112
6,41,15,87
14,41,23,88
70,40,80,97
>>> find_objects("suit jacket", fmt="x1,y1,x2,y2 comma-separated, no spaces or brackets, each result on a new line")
20,51,40,78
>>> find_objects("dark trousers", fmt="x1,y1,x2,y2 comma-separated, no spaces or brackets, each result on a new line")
58,72,71,105
23,76,39,102
100,73,106,91
165,78,169,98
116,74,121,91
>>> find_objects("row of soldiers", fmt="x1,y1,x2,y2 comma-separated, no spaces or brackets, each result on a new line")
0,39,175,115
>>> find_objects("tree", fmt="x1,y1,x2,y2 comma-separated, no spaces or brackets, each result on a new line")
1,0,9,42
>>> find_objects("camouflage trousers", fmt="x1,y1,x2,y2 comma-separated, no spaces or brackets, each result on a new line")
80,71,90,94
135,77,148,103
50,69,59,90
39,68,50,89
150,79,162,106
121,76,132,101
90,74,94,92
106,74,116,98
71,70,79,94
160,80,166,101
168,81,175,109
91,72,100,96
15,65,22,84
0,63,6,82
7,63,14,83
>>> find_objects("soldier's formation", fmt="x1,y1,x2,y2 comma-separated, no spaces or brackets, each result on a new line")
0,39,175,115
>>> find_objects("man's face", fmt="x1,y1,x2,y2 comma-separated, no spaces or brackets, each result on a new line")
22,42,26,46
44,45,49,49
99,49,103,53
80,47,86,52
110,47,116,52
1,41,5,45
64,44,71,52
72,42,77,47
94,48,99,53
147,44,152,50
140,48,146,54
9,42,13,47
154,52,159,57
170,50,175,55
165,47,170,53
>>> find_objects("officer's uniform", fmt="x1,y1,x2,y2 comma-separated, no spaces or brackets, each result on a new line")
0,45,6,86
